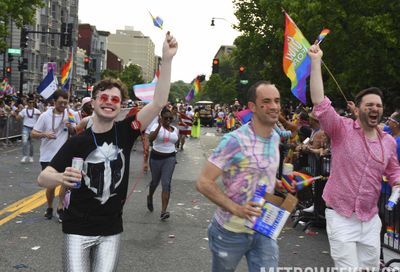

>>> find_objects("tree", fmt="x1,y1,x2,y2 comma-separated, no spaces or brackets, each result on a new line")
115,64,144,101
0,0,44,50
232,0,400,111
170,80,191,103
101,69,119,80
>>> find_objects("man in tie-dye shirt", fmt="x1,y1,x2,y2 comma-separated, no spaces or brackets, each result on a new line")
196,81,281,272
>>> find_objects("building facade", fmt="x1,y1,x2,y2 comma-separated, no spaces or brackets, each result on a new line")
21,0,79,94
108,27,156,82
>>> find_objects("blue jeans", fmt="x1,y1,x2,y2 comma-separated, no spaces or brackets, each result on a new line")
21,126,33,157
208,219,279,272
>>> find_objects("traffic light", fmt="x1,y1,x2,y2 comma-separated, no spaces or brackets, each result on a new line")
84,57,90,70
5,66,12,77
20,28,29,48
18,58,28,71
61,23,73,47
239,65,248,85
212,58,219,74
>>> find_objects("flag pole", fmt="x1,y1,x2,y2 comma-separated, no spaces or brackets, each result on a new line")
321,60,348,102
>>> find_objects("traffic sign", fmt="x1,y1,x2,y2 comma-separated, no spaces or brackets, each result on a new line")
7,48,21,55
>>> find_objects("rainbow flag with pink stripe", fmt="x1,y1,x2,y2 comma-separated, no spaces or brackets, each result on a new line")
283,12,311,105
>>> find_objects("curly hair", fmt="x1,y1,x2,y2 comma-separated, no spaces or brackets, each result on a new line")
92,78,129,101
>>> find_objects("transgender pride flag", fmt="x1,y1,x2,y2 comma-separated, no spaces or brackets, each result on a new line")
133,70,159,102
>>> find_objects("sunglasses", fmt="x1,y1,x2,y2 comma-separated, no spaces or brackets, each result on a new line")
163,117,173,121
97,94,121,104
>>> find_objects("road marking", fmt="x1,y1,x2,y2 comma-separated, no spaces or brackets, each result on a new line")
0,147,20,154
0,187,60,226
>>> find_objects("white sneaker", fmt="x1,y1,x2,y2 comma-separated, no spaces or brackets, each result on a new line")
20,156,27,163
302,205,314,213
29,157,34,163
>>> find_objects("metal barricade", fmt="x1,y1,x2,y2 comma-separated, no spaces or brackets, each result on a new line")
379,183,400,254
292,152,331,231
0,115,23,144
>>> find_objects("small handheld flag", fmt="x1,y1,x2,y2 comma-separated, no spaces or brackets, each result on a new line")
67,111,75,123
148,11,163,30
234,109,253,125
316,29,330,45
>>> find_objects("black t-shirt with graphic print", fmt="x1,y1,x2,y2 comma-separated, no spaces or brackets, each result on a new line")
50,115,140,236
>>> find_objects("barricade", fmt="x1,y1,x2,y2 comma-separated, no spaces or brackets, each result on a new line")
0,115,23,144
292,152,331,231
379,182,400,254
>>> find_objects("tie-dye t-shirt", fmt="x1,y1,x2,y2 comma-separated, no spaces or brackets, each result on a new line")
208,122,280,233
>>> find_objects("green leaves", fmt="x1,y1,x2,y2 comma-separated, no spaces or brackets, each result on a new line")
231,0,400,111
0,0,44,51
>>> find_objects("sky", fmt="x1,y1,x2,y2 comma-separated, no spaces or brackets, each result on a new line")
78,0,241,83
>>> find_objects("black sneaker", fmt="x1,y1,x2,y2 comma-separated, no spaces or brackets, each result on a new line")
147,196,154,212
160,211,170,220
56,209,64,223
44,208,53,220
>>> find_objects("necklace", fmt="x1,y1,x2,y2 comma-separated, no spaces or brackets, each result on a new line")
26,108,34,118
362,128,385,164
52,109,65,133
90,125,119,162
249,121,272,170
163,126,171,143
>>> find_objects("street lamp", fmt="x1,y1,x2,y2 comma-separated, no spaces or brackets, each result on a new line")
211,17,233,27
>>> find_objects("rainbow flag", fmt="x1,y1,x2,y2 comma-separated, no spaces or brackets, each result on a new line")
61,49,73,91
234,109,253,125
281,171,322,192
67,111,75,123
316,28,330,44
283,12,311,105
185,75,205,102
387,226,395,237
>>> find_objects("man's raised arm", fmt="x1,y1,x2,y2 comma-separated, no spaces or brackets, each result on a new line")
309,44,325,105
137,32,178,130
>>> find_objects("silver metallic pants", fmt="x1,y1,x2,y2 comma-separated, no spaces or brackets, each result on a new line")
63,233,121,272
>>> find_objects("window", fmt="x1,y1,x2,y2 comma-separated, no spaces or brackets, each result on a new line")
41,26,47,43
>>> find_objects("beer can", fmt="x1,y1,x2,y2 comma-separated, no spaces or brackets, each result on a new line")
71,157,83,188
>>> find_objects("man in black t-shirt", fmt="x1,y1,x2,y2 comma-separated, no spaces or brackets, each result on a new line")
37,32,178,271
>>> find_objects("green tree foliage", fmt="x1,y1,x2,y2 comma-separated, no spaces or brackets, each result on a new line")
100,64,144,101
232,0,400,111
101,69,119,80
170,80,191,104
0,0,44,50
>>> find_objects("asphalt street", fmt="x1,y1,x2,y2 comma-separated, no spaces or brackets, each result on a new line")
0,127,335,271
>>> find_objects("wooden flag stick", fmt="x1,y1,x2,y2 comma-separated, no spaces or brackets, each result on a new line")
321,60,348,102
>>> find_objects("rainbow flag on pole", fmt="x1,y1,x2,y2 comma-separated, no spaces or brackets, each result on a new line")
61,49,73,92
185,75,205,102
283,12,311,105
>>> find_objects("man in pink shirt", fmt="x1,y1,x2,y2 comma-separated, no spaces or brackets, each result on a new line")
309,44,400,269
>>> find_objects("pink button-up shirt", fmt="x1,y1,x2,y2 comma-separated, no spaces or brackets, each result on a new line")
314,97,400,221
